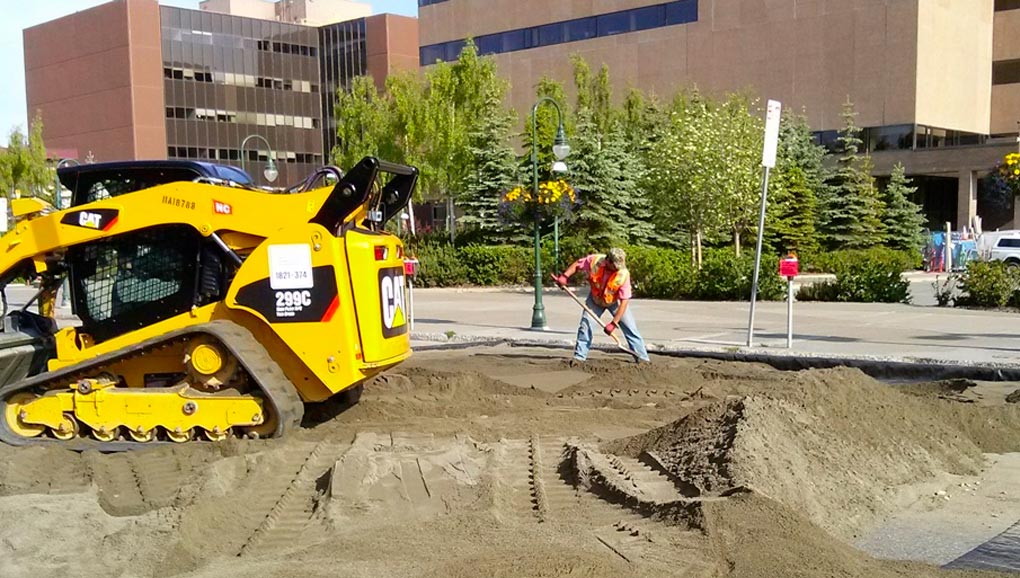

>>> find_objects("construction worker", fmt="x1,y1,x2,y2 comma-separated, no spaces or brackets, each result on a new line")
553,247,650,364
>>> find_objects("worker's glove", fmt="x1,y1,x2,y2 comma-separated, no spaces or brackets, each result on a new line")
604,322,617,335
552,273,569,287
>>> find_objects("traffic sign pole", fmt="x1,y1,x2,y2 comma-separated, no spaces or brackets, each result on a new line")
747,99,782,347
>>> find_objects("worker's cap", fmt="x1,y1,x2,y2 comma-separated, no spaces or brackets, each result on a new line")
606,247,626,268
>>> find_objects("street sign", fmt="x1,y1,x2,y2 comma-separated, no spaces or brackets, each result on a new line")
762,99,782,168
779,256,799,278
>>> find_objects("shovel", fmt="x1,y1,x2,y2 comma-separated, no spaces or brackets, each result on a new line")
554,280,641,358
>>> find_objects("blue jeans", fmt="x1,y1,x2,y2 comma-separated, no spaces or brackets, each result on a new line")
573,294,650,361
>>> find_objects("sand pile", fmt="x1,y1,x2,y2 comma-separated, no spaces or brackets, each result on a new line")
0,348,1017,578
606,367,1020,539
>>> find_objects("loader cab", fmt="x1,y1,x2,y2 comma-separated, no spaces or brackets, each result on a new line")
57,161,252,208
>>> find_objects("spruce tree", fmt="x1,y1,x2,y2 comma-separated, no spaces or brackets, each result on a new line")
766,113,824,255
566,57,653,246
459,88,518,236
568,109,653,245
882,163,926,252
820,99,886,249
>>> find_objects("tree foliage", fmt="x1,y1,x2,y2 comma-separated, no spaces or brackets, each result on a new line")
0,114,51,204
566,58,652,246
328,51,931,265
766,113,824,255
819,98,886,250
881,163,926,252
459,84,518,233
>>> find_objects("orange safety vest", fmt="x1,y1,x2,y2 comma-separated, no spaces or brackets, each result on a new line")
587,255,629,305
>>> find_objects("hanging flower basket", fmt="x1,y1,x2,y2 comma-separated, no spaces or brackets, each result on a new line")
498,179,578,225
994,152,1020,197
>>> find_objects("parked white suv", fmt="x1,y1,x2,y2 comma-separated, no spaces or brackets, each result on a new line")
979,230,1020,269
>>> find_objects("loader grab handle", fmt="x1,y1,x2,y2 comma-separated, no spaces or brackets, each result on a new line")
311,156,419,233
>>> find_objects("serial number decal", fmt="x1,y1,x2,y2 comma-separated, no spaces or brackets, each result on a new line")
268,244,314,290
162,195,196,210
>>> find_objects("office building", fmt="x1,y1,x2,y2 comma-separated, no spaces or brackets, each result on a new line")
419,0,1020,230
24,0,418,186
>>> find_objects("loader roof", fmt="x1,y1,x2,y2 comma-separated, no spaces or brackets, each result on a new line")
57,160,253,206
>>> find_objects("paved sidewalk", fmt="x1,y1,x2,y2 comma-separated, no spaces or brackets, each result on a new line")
406,285,1020,377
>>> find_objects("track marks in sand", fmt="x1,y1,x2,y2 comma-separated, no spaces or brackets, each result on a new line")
239,441,346,556
0,448,89,496
502,436,717,574
86,453,148,516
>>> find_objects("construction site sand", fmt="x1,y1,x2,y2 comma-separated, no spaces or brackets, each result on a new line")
0,345,1017,577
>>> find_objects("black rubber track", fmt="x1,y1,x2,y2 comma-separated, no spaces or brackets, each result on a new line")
0,320,304,451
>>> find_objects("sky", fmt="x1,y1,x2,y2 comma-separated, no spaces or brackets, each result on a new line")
0,0,417,141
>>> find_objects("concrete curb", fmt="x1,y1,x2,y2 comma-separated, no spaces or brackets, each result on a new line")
410,332,1020,383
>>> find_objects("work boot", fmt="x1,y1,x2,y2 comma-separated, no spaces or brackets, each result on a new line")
569,358,585,368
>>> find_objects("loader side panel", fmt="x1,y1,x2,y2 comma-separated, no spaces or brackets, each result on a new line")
343,229,410,364
225,224,378,402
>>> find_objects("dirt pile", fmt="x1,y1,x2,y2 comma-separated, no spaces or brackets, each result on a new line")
605,367,1020,539
0,347,1017,578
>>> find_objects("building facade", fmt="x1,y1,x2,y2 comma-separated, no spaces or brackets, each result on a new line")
24,0,418,186
419,0,1020,230
199,0,372,27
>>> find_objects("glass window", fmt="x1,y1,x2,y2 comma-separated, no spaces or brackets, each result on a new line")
420,44,444,64
501,29,526,52
537,23,564,46
666,0,698,25
993,59,1020,85
633,5,666,30
867,124,913,151
566,17,596,42
597,11,630,37
476,34,500,55
444,40,466,61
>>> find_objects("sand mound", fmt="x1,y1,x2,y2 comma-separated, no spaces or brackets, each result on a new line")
701,492,985,578
605,367,1017,539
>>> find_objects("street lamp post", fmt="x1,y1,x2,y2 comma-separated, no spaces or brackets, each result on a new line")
529,97,570,330
55,158,79,308
239,134,279,185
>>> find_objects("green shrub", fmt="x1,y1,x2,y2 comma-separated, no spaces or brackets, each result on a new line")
458,245,531,285
795,280,841,302
805,247,920,274
694,250,784,301
957,261,1020,308
408,241,468,287
796,250,911,303
625,246,696,299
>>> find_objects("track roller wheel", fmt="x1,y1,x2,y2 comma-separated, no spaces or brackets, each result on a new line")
128,427,155,443
203,426,231,442
50,414,79,441
165,427,194,443
92,425,118,442
242,409,276,440
4,393,45,438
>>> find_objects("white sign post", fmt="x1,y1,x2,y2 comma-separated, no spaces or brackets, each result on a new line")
747,99,782,347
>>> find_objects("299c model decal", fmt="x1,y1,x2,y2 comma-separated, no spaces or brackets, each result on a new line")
235,266,338,323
